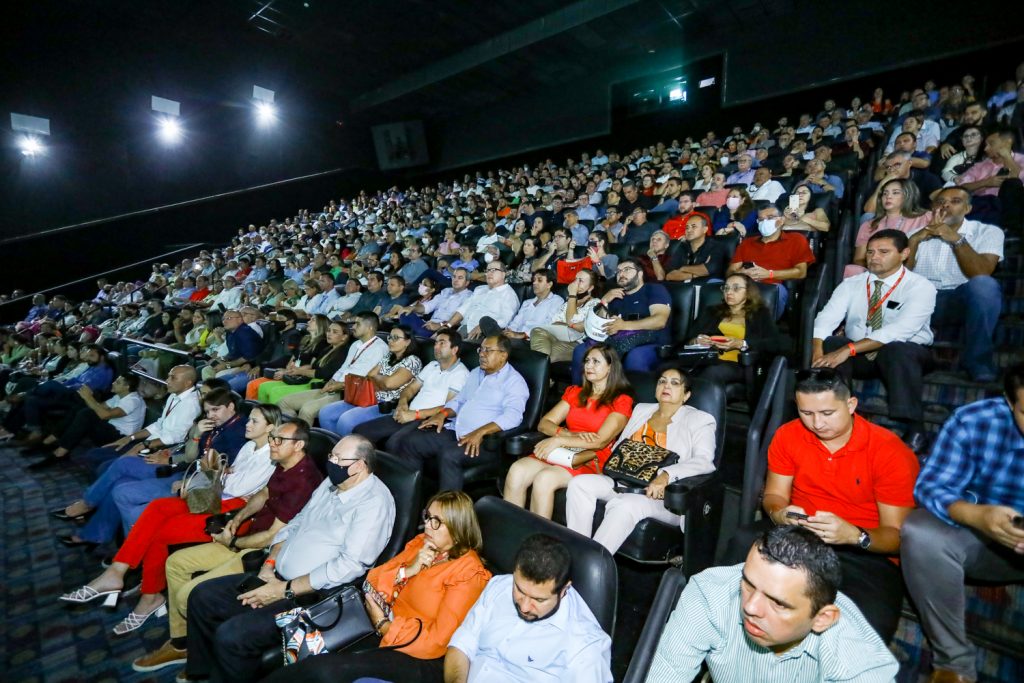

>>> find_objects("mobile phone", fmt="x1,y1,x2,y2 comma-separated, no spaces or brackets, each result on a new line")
139,448,152,455
788,194,800,211
709,335,728,343
236,574,266,594
742,261,754,269
1012,515,1024,529
786,511,809,521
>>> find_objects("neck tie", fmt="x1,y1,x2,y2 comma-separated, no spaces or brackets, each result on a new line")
868,280,885,330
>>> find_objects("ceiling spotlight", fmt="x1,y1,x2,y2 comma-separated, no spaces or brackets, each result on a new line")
19,136,43,157
256,102,277,126
158,117,182,144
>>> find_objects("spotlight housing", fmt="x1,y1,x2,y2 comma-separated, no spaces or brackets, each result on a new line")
256,102,277,126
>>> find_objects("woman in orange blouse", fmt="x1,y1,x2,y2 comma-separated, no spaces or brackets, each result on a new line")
264,490,490,683
503,343,633,519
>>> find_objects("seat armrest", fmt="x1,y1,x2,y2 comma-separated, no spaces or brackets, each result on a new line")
664,472,720,516
482,426,528,451
504,431,546,457
738,349,759,367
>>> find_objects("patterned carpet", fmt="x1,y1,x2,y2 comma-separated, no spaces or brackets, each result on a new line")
0,446,178,683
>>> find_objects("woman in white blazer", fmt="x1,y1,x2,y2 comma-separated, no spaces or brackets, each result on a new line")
565,367,717,554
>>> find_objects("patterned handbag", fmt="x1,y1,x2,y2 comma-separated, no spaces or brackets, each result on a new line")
603,439,678,492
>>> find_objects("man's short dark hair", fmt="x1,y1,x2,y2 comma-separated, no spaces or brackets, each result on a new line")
357,311,380,331
1004,363,1024,404
866,228,909,251
534,268,556,285
487,334,513,356
617,256,644,274
389,274,406,288
120,373,141,392
795,368,851,401
755,526,841,614
283,417,310,448
514,534,572,592
203,387,238,409
201,377,230,393
896,131,917,143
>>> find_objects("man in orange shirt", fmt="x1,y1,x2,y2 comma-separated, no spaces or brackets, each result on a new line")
724,368,919,643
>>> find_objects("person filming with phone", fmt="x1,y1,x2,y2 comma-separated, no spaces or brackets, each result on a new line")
722,369,919,644
900,364,1024,683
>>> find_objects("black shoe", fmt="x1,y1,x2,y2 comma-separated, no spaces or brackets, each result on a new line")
58,534,97,549
50,506,93,522
902,430,931,456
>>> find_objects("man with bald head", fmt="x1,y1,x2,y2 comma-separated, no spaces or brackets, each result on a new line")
56,365,203,547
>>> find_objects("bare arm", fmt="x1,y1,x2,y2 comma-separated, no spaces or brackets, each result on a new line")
444,647,471,683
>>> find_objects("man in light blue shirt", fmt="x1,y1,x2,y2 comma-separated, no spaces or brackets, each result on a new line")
394,335,527,489
445,534,612,683
308,271,340,315
647,526,898,683
564,210,590,245
399,267,473,337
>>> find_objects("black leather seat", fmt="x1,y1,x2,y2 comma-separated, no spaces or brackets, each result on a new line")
656,282,697,360
474,496,618,636
622,568,687,683
737,356,791,530
372,450,424,565
306,427,340,476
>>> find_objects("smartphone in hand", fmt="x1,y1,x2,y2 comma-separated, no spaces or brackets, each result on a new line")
786,511,810,521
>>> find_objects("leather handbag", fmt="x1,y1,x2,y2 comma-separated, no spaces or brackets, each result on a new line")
603,439,679,492
343,375,377,407
180,454,225,515
275,585,422,665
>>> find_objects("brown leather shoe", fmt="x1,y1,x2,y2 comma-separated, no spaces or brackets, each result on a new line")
132,640,187,672
929,670,975,683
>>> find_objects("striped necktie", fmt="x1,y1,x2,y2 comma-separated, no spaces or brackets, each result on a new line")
868,280,885,330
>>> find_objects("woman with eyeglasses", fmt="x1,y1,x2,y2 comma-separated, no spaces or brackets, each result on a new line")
847,178,930,275
942,125,985,183
566,367,717,554
689,273,784,387
262,490,490,683
59,404,283,635
504,343,633,519
317,324,422,436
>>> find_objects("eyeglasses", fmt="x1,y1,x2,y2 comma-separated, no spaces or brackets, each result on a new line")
721,285,746,293
478,346,503,355
269,433,302,445
486,267,504,273
387,334,407,342
422,509,445,530
794,367,850,390
615,266,638,276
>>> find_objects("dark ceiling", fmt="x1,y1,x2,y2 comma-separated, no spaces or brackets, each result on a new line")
4,0,795,128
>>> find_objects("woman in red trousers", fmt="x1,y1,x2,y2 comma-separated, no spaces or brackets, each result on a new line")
59,404,282,635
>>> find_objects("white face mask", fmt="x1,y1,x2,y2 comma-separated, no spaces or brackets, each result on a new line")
418,282,430,296
758,218,779,237
483,252,495,263
725,197,741,210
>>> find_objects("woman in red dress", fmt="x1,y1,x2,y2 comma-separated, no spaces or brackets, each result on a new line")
502,343,633,519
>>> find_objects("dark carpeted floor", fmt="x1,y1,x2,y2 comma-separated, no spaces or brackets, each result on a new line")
0,445,178,683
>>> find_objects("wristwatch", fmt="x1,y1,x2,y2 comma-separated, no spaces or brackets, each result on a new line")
855,526,871,549
284,580,295,601
952,236,968,249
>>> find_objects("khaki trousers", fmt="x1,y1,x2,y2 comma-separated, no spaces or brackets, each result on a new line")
165,542,257,638
276,388,340,425
530,327,580,363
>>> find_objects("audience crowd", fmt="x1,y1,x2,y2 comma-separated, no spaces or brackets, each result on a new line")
1,63,1023,683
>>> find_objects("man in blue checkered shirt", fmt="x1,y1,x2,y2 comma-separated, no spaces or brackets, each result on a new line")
901,364,1024,683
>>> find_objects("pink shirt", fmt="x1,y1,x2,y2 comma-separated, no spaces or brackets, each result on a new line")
695,188,729,208
854,212,933,246
957,153,1024,197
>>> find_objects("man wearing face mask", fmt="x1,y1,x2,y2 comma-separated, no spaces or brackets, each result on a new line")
183,433,394,683
445,534,612,683
729,206,815,319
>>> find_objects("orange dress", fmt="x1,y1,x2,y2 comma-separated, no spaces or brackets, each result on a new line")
366,534,491,659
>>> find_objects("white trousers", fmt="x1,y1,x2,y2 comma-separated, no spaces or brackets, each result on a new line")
565,473,683,554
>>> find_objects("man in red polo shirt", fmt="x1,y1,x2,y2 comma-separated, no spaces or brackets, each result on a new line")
724,369,918,643
728,204,814,318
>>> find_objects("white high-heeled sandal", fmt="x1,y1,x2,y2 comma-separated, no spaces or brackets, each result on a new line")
59,586,120,607
113,602,168,635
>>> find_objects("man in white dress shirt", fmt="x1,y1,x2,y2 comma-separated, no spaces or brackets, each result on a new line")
445,534,613,683
185,433,395,682
907,186,1004,383
480,268,564,341
446,261,520,340
813,229,937,452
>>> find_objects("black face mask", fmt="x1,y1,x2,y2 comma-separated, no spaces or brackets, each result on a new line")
327,460,352,487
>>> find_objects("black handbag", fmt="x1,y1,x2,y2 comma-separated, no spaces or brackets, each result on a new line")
603,439,679,493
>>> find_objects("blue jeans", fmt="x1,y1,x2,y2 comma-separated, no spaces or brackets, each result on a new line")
79,455,180,542
223,370,251,393
773,283,789,320
399,313,432,338
571,339,661,385
933,276,1002,380
316,401,386,436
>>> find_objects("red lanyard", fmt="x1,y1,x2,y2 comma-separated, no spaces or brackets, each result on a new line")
163,394,181,419
865,267,906,320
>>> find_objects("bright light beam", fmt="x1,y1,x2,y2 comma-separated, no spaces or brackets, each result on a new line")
255,102,277,126
158,117,182,144
19,136,43,157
